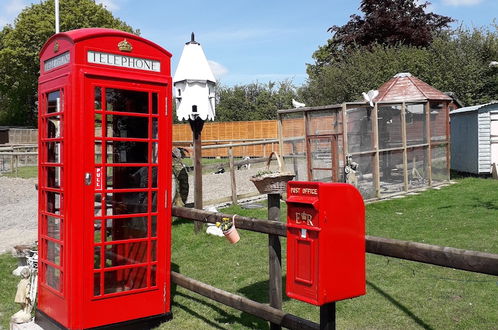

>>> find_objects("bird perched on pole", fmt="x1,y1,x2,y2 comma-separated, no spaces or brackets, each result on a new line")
292,99,305,108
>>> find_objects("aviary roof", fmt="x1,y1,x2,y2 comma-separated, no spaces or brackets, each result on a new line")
374,73,452,102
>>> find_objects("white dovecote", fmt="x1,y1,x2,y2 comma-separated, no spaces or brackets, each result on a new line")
173,33,216,121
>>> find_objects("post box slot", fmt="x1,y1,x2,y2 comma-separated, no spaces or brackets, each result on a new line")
287,223,321,232
286,196,319,209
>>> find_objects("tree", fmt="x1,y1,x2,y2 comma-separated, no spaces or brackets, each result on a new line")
308,0,453,77
214,81,298,122
0,0,137,126
301,27,498,107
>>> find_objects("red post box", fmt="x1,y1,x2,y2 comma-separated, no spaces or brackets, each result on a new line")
37,29,172,329
286,181,365,305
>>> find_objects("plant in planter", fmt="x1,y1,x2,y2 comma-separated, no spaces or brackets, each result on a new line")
216,216,240,244
250,152,295,195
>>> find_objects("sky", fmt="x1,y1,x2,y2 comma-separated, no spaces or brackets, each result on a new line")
1,0,498,87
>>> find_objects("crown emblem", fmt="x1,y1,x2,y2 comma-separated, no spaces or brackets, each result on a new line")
53,41,59,53
118,39,133,52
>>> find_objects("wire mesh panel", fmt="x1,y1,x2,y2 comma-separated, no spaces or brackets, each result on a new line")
281,112,307,180
407,147,429,189
378,105,402,149
430,102,447,142
405,103,427,146
307,109,342,135
379,150,404,196
431,144,449,183
351,152,375,199
347,107,373,153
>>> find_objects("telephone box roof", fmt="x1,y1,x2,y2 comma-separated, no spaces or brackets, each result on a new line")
374,72,452,103
40,28,172,57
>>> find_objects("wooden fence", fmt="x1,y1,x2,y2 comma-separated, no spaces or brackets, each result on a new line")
0,145,38,174
173,120,278,157
171,206,498,329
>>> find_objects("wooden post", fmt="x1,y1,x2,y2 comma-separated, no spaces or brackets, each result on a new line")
372,103,380,198
320,302,336,330
228,146,237,205
190,118,204,233
268,193,282,330
425,102,432,186
401,102,408,191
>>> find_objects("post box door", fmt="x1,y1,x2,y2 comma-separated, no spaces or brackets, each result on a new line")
82,77,169,327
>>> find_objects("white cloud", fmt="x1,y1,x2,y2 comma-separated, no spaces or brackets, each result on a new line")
95,0,120,11
208,60,229,79
442,0,483,6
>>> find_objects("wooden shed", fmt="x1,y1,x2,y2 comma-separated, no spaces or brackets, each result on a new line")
450,102,498,174
278,73,453,201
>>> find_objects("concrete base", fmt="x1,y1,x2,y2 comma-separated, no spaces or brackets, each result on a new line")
10,320,44,330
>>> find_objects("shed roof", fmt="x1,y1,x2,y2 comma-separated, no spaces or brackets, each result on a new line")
374,72,452,103
449,101,498,115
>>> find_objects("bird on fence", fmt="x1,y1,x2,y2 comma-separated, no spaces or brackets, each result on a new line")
214,166,225,174
292,99,305,108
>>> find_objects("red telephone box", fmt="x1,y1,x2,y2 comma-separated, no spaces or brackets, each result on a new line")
286,181,365,305
37,28,172,329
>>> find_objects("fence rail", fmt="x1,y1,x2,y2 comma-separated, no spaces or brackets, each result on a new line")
171,206,498,329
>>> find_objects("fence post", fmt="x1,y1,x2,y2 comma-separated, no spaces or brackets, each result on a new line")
268,193,282,330
228,146,237,205
320,302,336,330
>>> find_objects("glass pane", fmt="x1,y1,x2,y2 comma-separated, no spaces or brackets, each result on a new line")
46,142,61,163
152,118,158,139
94,193,103,216
406,104,427,146
379,150,405,196
46,241,61,265
95,113,103,137
94,246,101,269
104,192,148,215
104,217,148,242
378,105,402,149
95,141,102,163
46,192,61,214
95,87,102,110
45,264,61,291
347,107,374,153
105,242,148,267
47,216,61,239
106,166,149,189
106,88,148,114
47,91,61,114
152,93,158,115
94,220,102,243
46,167,61,188
151,191,157,212
47,116,61,138
152,143,158,164
151,167,158,188
106,141,149,163
151,265,156,287
408,147,429,189
430,103,447,142
106,115,148,139
151,240,157,261
151,216,157,237
94,273,101,296
104,266,147,294
312,169,332,182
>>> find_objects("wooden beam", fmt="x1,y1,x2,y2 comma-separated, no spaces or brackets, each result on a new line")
401,102,408,191
172,207,498,275
268,194,282,330
171,271,319,330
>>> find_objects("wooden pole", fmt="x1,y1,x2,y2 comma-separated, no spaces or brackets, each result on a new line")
268,193,282,330
190,118,204,233
171,271,319,330
320,302,336,330
401,102,408,191
228,146,237,205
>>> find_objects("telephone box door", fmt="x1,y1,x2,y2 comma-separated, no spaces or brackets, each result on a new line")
82,77,170,327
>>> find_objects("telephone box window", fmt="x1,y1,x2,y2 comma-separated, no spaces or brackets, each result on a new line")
106,115,148,138
106,89,148,114
106,141,149,163
47,116,62,138
104,267,148,294
46,240,61,266
47,91,61,113
46,167,61,188
104,192,148,215
152,93,158,114
106,166,149,189
95,87,102,110
46,216,61,239
45,264,61,291
104,217,148,242
46,191,61,214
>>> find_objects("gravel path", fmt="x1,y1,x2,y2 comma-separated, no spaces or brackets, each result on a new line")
0,164,265,253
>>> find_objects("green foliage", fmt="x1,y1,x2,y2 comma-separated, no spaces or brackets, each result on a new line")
0,254,20,329
215,80,298,122
0,0,137,126
303,26,498,107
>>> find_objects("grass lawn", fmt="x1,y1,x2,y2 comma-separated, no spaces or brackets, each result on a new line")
0,254,21,329
1,166,37,179
0,178,496,329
